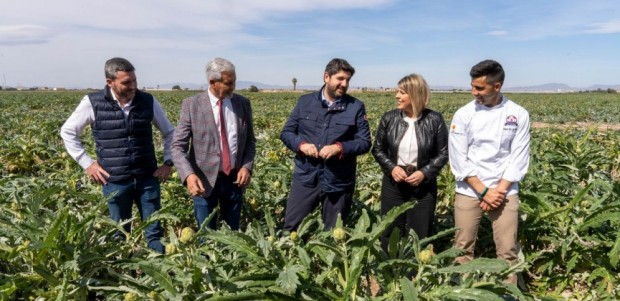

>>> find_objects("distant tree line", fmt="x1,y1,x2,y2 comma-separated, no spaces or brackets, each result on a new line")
578,88,617,93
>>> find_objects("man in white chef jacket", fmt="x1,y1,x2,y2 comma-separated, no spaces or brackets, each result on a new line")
448,59,530,284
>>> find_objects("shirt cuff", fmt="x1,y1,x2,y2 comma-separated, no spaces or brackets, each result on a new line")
297,140,308,154
335,142,344,159
78,156,95,170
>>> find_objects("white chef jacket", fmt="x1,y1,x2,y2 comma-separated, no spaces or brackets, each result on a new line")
448,95,530,197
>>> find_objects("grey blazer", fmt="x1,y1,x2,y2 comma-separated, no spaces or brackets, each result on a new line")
171,92,256,197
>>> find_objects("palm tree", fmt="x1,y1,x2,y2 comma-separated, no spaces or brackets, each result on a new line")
292,78,298,91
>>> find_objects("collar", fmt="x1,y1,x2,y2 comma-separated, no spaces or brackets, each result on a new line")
207,89,231,107
399,109,423,122
476,93,506,110
107,86,133,108
320,87,345,112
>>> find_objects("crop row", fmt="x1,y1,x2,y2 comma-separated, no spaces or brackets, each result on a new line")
0,91,619,299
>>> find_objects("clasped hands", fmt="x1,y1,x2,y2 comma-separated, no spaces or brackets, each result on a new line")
479,187,507,211
299,143,341,160
391,166,425,186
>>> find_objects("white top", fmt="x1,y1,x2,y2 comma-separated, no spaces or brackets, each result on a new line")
397,116,419,166
208,89,238,170
60,90,175,169
448,95,530,197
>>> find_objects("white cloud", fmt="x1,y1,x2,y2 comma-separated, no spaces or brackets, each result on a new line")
0,0,395,48
0,0,618,88
584,19,620,34
0,25,52,45
487,30,508,36
474,1,620,40
0,0,394,30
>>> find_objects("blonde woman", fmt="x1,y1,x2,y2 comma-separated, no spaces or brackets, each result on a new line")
371,74,449,251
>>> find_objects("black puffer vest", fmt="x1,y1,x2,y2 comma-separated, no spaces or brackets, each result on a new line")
89,87,157,182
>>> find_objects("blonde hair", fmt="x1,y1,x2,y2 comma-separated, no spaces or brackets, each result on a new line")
398,74,430,118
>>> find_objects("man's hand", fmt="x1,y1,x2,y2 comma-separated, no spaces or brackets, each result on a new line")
405,170,425,186
236,167,252,187
299,143,319,158
480,187,507,211
153,165,173,182
86,161,110,185
464,176,510,212
479,201,493,211
318,144,342,160
186,174,205,197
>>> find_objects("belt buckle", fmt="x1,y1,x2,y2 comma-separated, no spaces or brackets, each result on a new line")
405,165,416,176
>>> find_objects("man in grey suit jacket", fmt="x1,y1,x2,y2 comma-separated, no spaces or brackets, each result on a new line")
171,57,256,230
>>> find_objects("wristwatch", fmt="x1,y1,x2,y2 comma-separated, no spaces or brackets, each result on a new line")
164,159,174,167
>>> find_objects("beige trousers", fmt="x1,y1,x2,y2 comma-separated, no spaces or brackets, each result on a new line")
454,193,520,284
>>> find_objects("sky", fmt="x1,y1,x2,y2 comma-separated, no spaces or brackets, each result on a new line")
1,0,619,90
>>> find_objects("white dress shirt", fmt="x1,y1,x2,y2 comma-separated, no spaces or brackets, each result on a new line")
207,89,238,171
448,95,530,197
60,90,175,169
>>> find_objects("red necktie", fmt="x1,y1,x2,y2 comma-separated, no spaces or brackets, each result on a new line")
217,99,232,175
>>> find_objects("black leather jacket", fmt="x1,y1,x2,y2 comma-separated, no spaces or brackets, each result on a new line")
371,108,449,182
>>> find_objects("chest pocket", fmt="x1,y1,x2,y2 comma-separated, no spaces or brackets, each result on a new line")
500,127,517,150
130,111,149,121
299,112,321,137
332,117,356,138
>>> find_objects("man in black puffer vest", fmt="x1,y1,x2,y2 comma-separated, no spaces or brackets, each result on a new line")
60,57,175,254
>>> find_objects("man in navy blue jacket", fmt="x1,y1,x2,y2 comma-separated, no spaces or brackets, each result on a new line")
280,58,371,231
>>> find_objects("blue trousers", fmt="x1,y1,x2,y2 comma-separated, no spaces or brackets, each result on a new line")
103,176,165,253
192,171,244,230
283,180,353,231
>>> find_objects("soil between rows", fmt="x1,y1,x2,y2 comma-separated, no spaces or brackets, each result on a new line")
531,122,620,131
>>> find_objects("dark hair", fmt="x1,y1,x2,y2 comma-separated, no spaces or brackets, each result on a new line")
470,60,504,85
324,58,355,77
105,57,135,79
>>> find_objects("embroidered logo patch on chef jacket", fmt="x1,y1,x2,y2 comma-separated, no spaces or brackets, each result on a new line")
450,123,463,135
504,115,518,131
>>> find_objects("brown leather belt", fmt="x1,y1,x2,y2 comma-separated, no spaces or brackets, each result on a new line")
399,165,417,176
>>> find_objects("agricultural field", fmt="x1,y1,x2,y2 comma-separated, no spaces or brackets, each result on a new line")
0,90,619,300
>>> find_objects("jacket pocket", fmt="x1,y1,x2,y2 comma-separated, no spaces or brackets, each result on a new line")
332,118,355,139
299,112,320,136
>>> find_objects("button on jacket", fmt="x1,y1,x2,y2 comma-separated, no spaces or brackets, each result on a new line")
372,108,449,182
280,87,371,192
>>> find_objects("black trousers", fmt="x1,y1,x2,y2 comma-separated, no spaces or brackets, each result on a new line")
380,175,437,251
283,180,353,231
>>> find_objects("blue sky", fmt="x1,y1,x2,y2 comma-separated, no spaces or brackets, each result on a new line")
1,0,619,89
